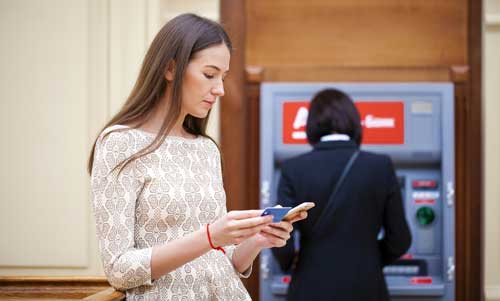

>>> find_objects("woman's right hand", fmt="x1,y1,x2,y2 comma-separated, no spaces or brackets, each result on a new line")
209,210,273,247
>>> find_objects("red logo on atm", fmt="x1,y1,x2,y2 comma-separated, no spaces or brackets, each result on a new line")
282,102,310,144
282,101,405,144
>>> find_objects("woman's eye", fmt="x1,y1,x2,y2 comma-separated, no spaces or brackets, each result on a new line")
204,74,214,79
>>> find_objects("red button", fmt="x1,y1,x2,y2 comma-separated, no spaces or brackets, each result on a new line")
410,277,433,284
401,253,414,259
281,276,292,284
412,180,438,188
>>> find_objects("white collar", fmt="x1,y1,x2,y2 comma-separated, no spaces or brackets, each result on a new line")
320,133,350,142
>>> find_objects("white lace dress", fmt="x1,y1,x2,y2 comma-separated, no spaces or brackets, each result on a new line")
90,125,251,300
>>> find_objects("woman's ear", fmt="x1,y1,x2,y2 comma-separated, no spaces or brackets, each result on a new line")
165,61,176,81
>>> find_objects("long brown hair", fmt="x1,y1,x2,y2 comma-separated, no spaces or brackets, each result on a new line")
87,13,232,174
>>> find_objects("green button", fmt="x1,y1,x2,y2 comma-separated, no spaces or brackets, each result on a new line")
416,206,435,226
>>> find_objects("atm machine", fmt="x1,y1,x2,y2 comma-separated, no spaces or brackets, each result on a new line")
259,83,455,301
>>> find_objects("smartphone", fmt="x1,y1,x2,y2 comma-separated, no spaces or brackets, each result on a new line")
283,202,315,220
261,207,292,223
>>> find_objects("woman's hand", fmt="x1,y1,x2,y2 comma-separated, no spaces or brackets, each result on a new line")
209,210,273,247
254,211,308,249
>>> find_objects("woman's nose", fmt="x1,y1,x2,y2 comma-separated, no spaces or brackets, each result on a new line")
211,83,224,97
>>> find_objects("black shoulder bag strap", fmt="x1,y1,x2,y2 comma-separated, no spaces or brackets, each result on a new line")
312,150,360,236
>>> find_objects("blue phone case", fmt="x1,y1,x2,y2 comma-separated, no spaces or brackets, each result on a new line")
261,207,292,223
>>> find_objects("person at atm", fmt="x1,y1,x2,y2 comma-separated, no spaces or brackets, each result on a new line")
272,88,412,301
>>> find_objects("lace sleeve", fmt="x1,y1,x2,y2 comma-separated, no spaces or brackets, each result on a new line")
90,129,153,290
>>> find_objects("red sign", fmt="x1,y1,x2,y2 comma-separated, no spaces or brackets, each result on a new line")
282,101,405,145
357,102,404,144
283,102,310,144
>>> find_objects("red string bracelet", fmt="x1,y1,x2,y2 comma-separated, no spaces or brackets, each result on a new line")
206,223,226,254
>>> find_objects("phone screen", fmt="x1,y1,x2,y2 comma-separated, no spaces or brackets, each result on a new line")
261,207,292,223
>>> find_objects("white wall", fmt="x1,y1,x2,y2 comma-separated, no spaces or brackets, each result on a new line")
0,0,220,277
0,0,92,273
484,1,500,300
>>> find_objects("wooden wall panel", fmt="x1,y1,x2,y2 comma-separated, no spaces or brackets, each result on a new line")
221,1,482,300
0,277,118,299
220,0,247,212
463,1,483,300
220,0,260,298
247,66,453,82
246,0,467,68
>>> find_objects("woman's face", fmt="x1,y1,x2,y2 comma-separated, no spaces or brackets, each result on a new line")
180,43,230,119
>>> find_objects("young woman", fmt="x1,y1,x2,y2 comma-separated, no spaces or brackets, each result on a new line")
88,13,306,300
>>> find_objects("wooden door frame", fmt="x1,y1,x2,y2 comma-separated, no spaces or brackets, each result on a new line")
220,1,483,300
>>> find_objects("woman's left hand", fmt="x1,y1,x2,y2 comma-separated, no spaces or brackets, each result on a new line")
253,211,308,249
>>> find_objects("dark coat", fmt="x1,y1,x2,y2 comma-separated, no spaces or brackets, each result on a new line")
272,140,412,301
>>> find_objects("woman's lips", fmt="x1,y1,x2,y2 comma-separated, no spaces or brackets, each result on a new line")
203,100,215,106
